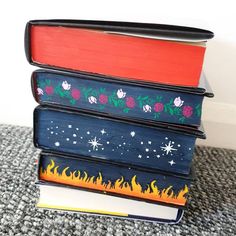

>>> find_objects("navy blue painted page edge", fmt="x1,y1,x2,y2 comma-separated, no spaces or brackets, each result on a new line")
33,105,206,139
36,152,192,208
31,69,206,128
37,151,194,181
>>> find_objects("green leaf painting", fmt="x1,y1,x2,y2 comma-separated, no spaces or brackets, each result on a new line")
36,79,200,125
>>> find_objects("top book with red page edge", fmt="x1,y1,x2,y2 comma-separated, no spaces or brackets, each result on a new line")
25,20,214,87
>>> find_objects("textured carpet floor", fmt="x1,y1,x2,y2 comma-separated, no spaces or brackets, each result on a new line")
0,124,235,236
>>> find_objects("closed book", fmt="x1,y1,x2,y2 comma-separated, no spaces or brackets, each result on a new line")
38,152,192,207
32,70,213,127
34,106,204,175
25,20,213,87
37,183,184,224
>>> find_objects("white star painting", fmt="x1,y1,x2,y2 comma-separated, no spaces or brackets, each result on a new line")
88,137,103,151
45,120,186,171
54,141,60,147
101,129,106,135
130,131,135,137
160,141,178,155
168,160,176,166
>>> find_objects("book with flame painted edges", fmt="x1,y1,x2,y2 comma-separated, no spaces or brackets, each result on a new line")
38,152,192,207
37,183,184,223
32,69,213,127
34,106,204,175
25,20,214,87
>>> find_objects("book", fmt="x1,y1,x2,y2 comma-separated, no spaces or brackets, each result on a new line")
34,106,204,175
32,69,213,126
25,20,214,87
38,152,192,207
37,183,184,224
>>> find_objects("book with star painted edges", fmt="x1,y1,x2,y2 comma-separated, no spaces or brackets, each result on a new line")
25,19,214,87
32,69,213,127
37,183,184,223
38,152,193,208
34,106,205,175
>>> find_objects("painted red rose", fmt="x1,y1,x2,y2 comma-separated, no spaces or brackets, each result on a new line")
71,88,81,100
99,94,108,104
154,103,164,112
45,86,54,95
126,97,135,108
182,105,193,118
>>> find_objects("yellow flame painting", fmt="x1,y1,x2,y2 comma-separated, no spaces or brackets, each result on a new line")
40,160,188,206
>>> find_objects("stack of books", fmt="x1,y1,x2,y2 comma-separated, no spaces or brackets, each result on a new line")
25,20,214,223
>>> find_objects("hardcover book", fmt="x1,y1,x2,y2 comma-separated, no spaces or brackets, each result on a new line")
38,152,192,207
37,183,184,223
34,106,205,175
32,69,213,126
25,20,214,87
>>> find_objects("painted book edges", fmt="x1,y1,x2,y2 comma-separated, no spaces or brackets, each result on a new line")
32,70,213,126
37,183,184,223
34,106,204,175
25,20,213,87
38,153,192,207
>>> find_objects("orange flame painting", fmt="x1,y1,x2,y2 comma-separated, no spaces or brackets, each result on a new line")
40,160,188,206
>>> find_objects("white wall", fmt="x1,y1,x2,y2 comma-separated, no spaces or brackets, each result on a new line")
0,0,235,149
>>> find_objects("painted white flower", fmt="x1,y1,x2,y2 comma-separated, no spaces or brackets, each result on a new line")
174,97,184,107
143,104,152,112
37,88,44,95
62,81,71,90
88,96,97,104
117,89,126,99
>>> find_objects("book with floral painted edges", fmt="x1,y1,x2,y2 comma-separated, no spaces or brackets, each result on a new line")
34,106,204,175
38,152,193,207
25,20,214,87
37,183,184,223
32,69,213,126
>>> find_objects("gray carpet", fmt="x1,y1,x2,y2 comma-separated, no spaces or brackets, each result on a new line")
0,124,235,236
